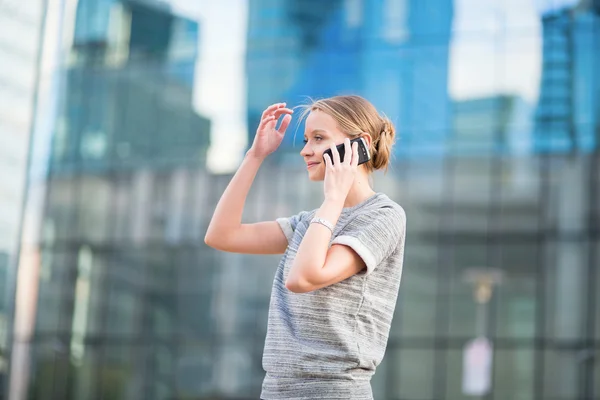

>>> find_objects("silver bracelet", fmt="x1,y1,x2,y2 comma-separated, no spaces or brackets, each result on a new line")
310,217,335,234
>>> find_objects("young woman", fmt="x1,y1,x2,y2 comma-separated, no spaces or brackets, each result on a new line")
205,95,406,400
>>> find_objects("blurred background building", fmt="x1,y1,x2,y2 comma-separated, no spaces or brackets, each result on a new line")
0,0,598,399
0,0,48,396
246,0,454,162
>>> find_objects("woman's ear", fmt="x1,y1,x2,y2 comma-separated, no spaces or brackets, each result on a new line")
360,132,373,148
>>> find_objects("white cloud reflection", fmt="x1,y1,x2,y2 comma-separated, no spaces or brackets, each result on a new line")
166,0,248,173
449,0,544,102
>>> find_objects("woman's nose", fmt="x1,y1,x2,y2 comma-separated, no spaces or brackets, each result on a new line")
300,142,313,157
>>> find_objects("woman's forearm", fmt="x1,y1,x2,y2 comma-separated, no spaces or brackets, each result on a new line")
204,150,265,244
287,198,344,284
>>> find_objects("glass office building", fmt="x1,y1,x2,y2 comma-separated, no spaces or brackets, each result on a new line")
246,0,454,161
534,2,599,152
0,0,47,395
2,0,599,399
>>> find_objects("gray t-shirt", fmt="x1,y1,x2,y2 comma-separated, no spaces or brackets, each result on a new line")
261,193,407,400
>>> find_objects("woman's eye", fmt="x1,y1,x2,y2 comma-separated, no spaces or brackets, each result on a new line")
303,136,322,144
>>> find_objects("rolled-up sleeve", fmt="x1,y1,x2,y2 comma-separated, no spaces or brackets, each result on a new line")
331,206,406,275
276,211,308,244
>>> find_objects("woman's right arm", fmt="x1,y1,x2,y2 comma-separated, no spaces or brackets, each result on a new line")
204,151,288,254
204,103,293,255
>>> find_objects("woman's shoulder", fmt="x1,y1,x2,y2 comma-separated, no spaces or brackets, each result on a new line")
360,193,406,221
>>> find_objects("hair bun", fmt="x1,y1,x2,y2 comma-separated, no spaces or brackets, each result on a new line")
372,117,396,172
381,120,390,135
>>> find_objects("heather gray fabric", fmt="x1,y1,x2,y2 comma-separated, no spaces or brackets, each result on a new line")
261,193,406,400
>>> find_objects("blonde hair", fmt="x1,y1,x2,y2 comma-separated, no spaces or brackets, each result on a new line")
297,95,396,173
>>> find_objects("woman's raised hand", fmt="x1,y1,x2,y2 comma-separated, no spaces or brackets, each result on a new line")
249,103,293,160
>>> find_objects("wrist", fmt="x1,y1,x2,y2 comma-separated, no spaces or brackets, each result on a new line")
317,198,344,224
310,217,335,234
323,195,345,209
245,148,266,162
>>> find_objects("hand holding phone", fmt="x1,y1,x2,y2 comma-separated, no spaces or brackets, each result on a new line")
323,137,371,165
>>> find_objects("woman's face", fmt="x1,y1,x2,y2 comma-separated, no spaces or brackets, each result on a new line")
301,110,350,181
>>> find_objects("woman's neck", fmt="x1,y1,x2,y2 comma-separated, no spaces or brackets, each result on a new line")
343,172,376,209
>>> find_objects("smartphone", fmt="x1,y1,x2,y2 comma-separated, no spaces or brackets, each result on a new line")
323,137,371,165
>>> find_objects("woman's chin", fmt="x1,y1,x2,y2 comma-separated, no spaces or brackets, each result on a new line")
307,170,324,181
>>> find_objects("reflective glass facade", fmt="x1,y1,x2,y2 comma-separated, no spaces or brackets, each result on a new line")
247,0,454,161
0,0,46,394
2,0,599,399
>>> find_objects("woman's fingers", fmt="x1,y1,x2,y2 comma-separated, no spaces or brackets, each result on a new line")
351,141,359,168
272,108,294,126
277,114,292,134
261,103,285,120
259,105,293,132
323,152,333,169
330,143,341,165
343,139,351,165
273,107,294,117
261,103,291,122
257,114,276,131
